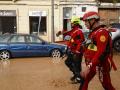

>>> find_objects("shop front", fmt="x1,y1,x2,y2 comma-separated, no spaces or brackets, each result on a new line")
0,10,17,34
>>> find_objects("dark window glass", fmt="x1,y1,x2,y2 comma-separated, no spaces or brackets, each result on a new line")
29,16,47,35
63,19,67,30
0,17,17,34
98,0,120,3
82,7,86,12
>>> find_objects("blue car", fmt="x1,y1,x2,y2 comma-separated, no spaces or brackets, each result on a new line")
0,34,67,60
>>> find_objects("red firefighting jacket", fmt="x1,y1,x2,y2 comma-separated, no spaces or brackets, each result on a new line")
84,26,117,70
66,26,85,54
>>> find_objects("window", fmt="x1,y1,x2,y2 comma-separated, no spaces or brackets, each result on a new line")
29,16,47,35
10,35,25,43
26,35,42,43
29,11,47,35
0,17,17,34
0,35,11,43
82,7,86,12
63,19,71,31
63,7,72,19
63,7,72,35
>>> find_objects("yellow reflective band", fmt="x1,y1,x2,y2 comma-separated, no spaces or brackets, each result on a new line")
88,44,97,51
100,35,106,42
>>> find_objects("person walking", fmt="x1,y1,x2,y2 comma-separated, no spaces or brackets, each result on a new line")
56,16,85,83
80,11,117,90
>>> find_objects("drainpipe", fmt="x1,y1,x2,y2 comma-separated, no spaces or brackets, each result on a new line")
51,0,55,42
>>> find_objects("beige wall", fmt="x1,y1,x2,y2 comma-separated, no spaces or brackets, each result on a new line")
17,6,29,34
0,0,63,42
0,0,96,42
0,4,53,41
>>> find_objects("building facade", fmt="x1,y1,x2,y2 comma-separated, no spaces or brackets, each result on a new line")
98,3,120,25
0,0,98,42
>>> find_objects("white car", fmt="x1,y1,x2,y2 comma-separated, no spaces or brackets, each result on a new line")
110,23,120,52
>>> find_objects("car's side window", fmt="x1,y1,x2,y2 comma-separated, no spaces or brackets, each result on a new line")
26,36,42,43
10,35,25,43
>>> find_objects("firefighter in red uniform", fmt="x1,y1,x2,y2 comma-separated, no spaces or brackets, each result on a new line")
79,11,117,90
56,16,85,83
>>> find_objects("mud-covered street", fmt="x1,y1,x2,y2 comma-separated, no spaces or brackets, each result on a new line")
0,52,120,90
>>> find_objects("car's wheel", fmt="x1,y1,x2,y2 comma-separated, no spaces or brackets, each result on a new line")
0,50,11,60
113,38,120,52
51,49,61,58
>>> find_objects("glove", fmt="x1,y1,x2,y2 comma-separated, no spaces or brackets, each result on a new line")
56,31,62,37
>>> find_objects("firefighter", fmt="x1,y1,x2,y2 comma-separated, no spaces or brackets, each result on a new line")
56,16,85,83
64,16,85,83
80,11,117,90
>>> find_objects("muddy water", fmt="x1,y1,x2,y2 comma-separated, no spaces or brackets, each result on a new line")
0,53,119,90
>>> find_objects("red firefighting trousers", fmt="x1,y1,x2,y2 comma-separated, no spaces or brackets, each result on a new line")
81,57,115,90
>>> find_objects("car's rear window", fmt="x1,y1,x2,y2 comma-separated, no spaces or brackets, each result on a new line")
0,35,11,43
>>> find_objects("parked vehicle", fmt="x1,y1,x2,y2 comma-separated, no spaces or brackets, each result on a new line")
110,23,120,52
0,34,67,60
